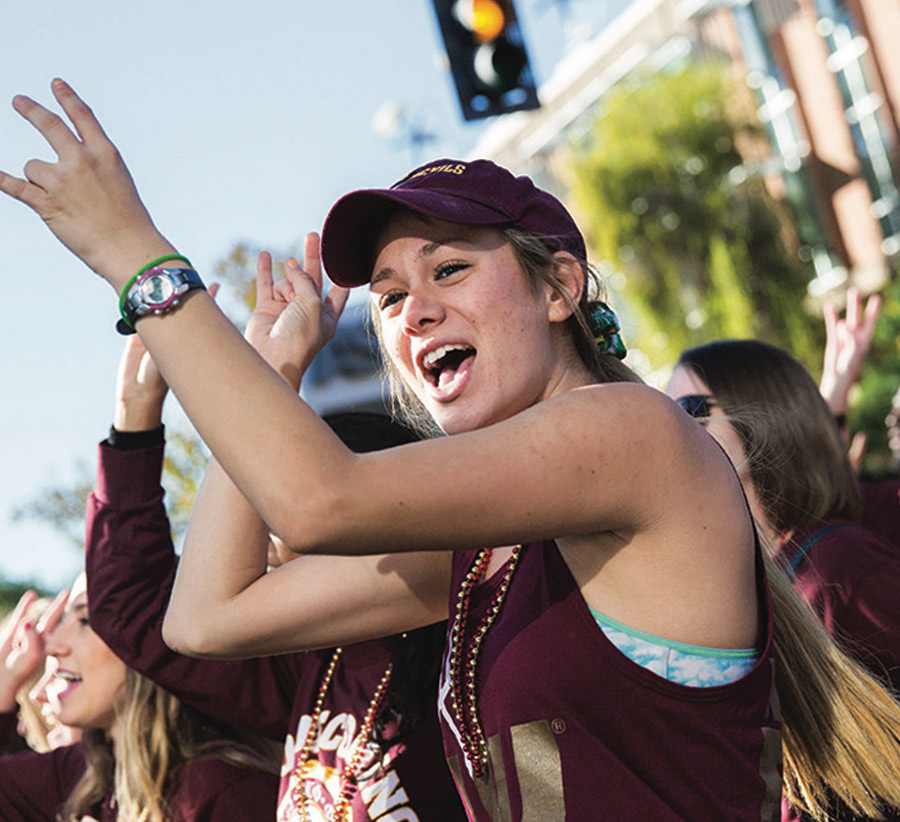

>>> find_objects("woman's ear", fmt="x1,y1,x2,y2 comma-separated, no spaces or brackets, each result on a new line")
546,252,584,324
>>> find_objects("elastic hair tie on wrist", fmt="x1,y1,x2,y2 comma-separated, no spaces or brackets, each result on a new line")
587,300,627,360
118,254,193,327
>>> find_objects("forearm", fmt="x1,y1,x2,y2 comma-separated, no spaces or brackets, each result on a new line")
819,373,852,416
134,292,356,548
164,456,271,656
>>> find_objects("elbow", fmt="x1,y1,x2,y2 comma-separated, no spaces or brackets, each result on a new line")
267,489,349,555
162,610,224,659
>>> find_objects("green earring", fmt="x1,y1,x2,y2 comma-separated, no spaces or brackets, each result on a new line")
587,301,627,360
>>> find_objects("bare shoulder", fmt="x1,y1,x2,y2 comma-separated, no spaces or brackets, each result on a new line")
535,382,733,487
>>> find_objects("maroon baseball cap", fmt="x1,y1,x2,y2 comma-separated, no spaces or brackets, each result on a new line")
320,158,586,287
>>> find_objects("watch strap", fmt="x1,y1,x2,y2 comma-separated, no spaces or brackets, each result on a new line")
117,267,205,335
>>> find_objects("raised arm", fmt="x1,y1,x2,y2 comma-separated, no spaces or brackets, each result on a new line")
2,84,743,568
164,245,451,658
86,333,306,736
820,285,882,417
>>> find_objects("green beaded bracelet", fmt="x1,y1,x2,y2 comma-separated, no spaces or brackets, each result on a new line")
118,254,193,327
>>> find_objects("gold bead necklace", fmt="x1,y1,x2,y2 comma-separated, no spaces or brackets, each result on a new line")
448,545,523,779
291,647,393,821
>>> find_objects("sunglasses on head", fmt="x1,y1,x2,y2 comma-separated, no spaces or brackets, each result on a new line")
676,395,717,419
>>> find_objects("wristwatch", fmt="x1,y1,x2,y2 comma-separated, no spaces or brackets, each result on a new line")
117,267,205,335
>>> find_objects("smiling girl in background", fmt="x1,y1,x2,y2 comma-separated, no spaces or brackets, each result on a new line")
0,578,279,821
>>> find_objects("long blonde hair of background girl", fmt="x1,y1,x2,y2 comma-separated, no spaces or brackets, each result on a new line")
60,668,278,822
371,223,900,819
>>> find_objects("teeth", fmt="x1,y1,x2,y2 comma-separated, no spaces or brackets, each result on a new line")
56,672,82,683
423,344,470,370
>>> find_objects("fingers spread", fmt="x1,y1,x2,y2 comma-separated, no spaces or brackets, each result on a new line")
12,94,80,157
325,285,351,318
0,169,48,211
51,78,109,144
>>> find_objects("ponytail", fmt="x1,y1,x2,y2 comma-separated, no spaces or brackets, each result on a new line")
765,550,900,819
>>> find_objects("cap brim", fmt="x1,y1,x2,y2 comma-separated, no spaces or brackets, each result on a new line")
321,188,511,287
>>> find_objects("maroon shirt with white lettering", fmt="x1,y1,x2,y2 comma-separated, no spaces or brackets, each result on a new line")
439,541,782,821
86,441,463,822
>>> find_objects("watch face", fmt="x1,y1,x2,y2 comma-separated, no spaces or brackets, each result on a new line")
139,273,177,307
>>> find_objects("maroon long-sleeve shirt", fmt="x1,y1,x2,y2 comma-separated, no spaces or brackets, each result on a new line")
86,440,464,822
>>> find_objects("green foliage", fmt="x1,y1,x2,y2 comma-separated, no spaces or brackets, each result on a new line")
0,580,52,617
570,62,822,374
10,463,94,550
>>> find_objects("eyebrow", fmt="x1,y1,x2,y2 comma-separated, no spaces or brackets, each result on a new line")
370,237,470,287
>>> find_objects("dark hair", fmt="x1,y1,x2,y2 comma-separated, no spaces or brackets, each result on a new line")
677,339,861,533
321,412,447,753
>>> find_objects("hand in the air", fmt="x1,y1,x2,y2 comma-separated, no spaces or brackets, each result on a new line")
0,80,176,289
245,232,350,390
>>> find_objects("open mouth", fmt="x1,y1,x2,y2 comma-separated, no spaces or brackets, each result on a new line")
55,670,83,697
422,343,476,390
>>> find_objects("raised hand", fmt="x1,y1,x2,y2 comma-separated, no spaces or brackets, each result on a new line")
820,285,882,416
115,334,169,432
0,79,177,290
113,283,219,430
0,589,68,712
244,232,350,390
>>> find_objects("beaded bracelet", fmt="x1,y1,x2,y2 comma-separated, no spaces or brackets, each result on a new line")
118,254,193,326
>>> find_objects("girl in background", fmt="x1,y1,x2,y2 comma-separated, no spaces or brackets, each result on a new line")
670,338,900,821
0,577,279,821
670,339,900,693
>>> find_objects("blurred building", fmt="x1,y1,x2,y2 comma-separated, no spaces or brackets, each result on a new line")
307,0,900,412
300,296,389,416
471,0,900,295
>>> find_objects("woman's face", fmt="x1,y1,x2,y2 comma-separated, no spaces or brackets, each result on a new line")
370,213,562,434
666,364,772,534
43,576,127,731
665,365,747,467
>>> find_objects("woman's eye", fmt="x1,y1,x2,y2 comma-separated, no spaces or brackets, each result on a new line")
435,261,469,280
78,617,90,627
378,291,406,311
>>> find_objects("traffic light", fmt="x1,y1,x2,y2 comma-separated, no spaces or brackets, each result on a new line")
432,0,540,121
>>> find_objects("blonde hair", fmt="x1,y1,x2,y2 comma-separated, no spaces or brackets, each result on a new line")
763,548,900,819
61,668,279,822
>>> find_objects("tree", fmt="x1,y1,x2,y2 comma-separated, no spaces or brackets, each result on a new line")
569,61,822,376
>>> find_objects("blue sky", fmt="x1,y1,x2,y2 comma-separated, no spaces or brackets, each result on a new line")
0,0,625,590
